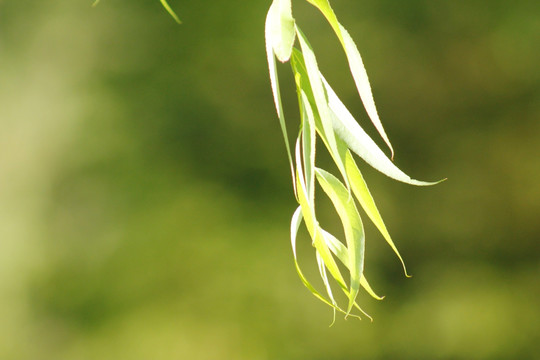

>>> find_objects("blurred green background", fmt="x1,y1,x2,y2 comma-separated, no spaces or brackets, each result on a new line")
1,0,539,359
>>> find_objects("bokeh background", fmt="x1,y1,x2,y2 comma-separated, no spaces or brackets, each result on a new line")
1,0,539,359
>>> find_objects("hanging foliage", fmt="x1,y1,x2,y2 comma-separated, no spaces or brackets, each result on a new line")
266,0,443,320
98,0,443,320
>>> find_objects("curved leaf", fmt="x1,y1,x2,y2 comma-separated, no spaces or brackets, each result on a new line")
305,0,393,157
268,0,296,62
295,143,346,289
265,4,295,190
316,251,337,324
315,167,364,314
301,91,317,204
296,27,349,187
345,151,411,277
321,230,384,300
290,207,334,306
322,76,443,186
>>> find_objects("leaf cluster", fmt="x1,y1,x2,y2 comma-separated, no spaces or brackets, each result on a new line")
266,0,443,321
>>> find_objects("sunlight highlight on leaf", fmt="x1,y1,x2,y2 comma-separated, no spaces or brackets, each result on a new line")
322,76,443,186
305,0,394,157
322,230,384,300
265,4,296,191
316,168,364,314
296,27,349,187
268,0,296,62
345,151,410,277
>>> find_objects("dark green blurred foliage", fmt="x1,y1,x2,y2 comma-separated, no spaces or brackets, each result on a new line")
0,1,539,359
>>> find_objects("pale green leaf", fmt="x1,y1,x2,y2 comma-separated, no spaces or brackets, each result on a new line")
290,207,335,306
345,151,410,277
301,91,317,204
315,167,364,314
321,230,384,300
295,163,347,289
267,0,296,62
265,5,295,190
291,207,362,319
338,24,393,158
295,27,349,187
316,251,337,324
291,49,323,135
322,76,443,186
305,0,394,156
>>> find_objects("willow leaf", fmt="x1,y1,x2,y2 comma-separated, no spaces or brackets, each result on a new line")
316,251,337,324
305,0,394,157
321,230,384,300
301,91,317,204
267,0,296,62
265,5,295,190
295,27,348,187
291,49,322,135
291,207,362,319
295,143,346,289
305,0,341,37
322,76,443,186
338,24,393,158
315,167,364,314
290,207,336,307
345,151,410,276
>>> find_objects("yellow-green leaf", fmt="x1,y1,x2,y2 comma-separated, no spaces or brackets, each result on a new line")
315,167,364,314
265,5,295,190
345,151,411,277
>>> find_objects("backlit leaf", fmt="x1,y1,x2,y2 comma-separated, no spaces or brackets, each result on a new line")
322,76,443,186
315,167,364,314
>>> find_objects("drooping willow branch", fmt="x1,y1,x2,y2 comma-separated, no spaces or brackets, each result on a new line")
101,0,443,321
266,0,443,320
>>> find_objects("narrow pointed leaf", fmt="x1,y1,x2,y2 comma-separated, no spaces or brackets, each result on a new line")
322,230,384,300
267,0,296,62
295,145,346,289
291,49,323,137
305,0,341,37
322,76,443,186
305,0,394,156
338,24,394,158
316,251,337,324
295,27,349,187
291,207,362,319
296,175,346,289
315,167,364,313
265,5,295,190
290,207,335,306
345,151,410,276
301,91,316,204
